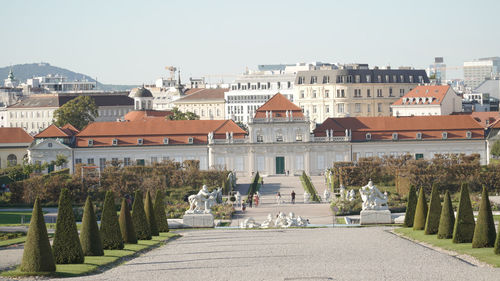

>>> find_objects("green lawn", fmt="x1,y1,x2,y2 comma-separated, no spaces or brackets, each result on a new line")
2,232,180,277
0,236,27,247
394,227,500,267
0,212,33,225
336,217,346,224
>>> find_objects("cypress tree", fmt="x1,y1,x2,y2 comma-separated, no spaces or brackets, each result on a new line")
472,186,497,248
495,221,500,254
131,190,151,240
437,190,455,239
52,188,84,264
154,189,169,232
100,191,124,249
424,184,442,235
403,185,417,227
413,187,428,230
119,198,137,244
80,197,104,256
145,191,159,236
452,183,475,243
20,198,56,272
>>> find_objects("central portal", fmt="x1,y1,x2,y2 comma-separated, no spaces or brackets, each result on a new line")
275,156,285,174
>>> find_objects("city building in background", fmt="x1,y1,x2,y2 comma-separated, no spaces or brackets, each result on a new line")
426,57,446,85
463,57,500,89
391,85,462,116
26,74,96,92
173,88,227,120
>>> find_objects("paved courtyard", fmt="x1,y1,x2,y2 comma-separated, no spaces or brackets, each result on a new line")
60,227,500,281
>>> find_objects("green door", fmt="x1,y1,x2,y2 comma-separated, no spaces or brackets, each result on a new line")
276,157,285,174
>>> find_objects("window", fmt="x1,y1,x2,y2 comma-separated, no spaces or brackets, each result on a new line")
354,89,361,97
377,89,383,97
312,90,317,98
151,156,158,163
377,103,383,112
136,159,145,166
99,158,106,171
7,154,17,166
257,135,263,143
366,75,371,83
377,75,382,83
392,133,398,140
298,76,305,84
276,134,283,142
295,155,304,170
323,76,330,83
389,88,393,97
111,158,119,165
325,105,330,113
355,75,361,83
355,103,361,113
415,153,424,160
466,131,472,139
112,139,118,146
400,89,405,97
325,90,330,98
313,105,317,113
296,134,303,142
367,104,371,112
367,89,371,97
311,76,317,84
163,137,169,144
87,158,94,165
365,152,373,157
300,90,305,98
366,133,372,140
188,137,194,144
416,132,422,140
137,138,143,145
442,132,448,139
337,103,344,113
48,143,53,148
341,89,345,97
88,139,94,147
124,157,131,166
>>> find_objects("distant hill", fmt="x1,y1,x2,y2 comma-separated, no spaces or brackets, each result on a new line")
0,63,136,91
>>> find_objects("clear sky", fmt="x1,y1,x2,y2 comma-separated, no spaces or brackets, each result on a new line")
1,0,499,84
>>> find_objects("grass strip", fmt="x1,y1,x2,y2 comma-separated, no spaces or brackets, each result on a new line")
2,232,180,277
394,227,500,267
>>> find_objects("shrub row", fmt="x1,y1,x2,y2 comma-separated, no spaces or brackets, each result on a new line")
247,172,260,196
300,171,320,202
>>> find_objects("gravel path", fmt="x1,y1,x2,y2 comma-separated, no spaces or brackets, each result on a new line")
59,227,500,281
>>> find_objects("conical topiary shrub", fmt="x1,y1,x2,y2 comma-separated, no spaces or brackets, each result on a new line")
131,190,151,240
100,191,124,250
495,221,500,254
119,198,137,244
413,187,428,230
452,183,475,243
424,184,442,235
437,190,455,239
472,186,496,248
80,197,104,256
145,191,159,236
154,189,169,232
52,188,84,264
403,185,417,227
20,198,56,272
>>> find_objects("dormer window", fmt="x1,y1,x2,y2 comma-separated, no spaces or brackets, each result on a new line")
416,132,422,140
163,137,169,144
188,137,194,144
88,139,94,147
137,138,143,145
112,139,118,146
442,132,448,140
366,133,371,140
392,133,398,140
466,131,472,139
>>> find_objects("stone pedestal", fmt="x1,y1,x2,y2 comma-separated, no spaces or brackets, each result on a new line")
359,209,391,225
183,213,215,228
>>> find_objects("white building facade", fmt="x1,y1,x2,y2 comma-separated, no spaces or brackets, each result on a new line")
391,85,462,116
464,57,500,89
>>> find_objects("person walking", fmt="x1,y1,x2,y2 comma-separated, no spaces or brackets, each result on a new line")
291,190,296,204
276,192,281,205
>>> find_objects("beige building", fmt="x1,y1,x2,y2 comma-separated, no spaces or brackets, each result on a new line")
0,128,33,169
173,88,227,120
294,65,429,127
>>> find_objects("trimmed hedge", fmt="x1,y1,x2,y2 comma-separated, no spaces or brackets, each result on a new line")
472,186,496,248
52,188,84,264
131,190,151,240
452,183,475,243
247,172,260,196
145,191,159,236
424,184,441,235
80,197,104,256
403,185,417,227
20,198,56,272
300,171,320,202
119,198,137,244
100,191,124,250
437,190,455,239
413,187,428,230
154,190,169,232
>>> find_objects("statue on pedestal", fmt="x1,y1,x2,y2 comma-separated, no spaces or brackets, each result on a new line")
359,180,388,210
186,185,222,214
323,189,331,202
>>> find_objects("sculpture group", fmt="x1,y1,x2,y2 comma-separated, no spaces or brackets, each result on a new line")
240,212,309,229
186,185,222,214
358,180,391,225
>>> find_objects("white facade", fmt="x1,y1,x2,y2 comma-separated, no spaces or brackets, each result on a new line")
464,57,500,89
391,86,462,117
28,75,96,92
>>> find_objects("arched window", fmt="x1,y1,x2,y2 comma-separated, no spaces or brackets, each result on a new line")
7,154,17,166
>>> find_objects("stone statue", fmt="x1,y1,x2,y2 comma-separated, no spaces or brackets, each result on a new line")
347,189,355,202
274,212,288,227
235,191,242,207
359,180,388,210
339,184,346,200
296,216,308,227
303,192,310,203
261,214,273,228
323,189,331,203
240,217,260,228
186,185,222,214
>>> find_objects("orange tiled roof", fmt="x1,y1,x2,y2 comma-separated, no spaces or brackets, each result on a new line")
314,115,484,141
176,88,227,102
61,124,79,136
392,85,450,106
76,119,246,147
35,124,70,138
124,110,173,121
471,111,500,128
0,128,33,144
254,93,304,118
